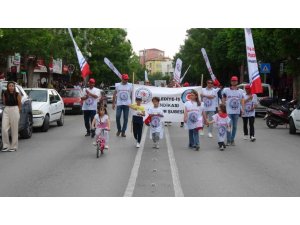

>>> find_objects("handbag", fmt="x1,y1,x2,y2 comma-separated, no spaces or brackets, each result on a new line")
144,115,151,126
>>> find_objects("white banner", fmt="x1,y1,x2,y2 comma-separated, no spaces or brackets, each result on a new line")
201,48,217,81
145,70,149,82
244,28,262,93
173,58,182,83
53,58,62,74
133,84,202,122
104,57,122,79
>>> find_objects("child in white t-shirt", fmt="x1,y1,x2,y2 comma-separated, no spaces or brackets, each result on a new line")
147,97,164,149
208,104,231,151
91,106,111,149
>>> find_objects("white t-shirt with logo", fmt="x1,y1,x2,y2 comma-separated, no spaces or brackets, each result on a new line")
212,113,231,142
242,93,258,117
184,100,205,130
202,87,219,112
116,83,133,106
82,87,100,111
148,107,164,133
222,88,244,114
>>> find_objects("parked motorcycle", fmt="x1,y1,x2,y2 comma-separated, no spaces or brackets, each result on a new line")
260,98,297,129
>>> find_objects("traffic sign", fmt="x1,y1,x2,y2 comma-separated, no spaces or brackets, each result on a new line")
260,63,271,73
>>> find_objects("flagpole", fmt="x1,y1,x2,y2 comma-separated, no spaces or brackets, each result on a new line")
201,74,204,87
133,72,135,84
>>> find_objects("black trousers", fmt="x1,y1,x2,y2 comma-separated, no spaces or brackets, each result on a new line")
133,122,143,143
243,117,255,137
83,110,96,133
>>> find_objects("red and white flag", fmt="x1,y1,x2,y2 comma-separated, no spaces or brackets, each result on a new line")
201,48,220,86
68,28,91,78
244,28,263,94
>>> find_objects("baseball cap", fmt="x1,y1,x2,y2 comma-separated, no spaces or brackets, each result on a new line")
122,74,129,80
136,96,142,101
245,84,251,89
89,78,96,84
231,76,238,81
183,82,189,87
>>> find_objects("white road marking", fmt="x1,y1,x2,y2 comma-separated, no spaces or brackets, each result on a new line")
165,127,184,197
123,126,148,197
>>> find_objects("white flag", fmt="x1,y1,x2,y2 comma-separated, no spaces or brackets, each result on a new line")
104,57,122,79
201,48,217,81
244,28,262,94
180,64,191,83
68,28,90,78
145,70,149,82
173,58,182,83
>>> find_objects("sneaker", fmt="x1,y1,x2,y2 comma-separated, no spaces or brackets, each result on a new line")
85,133,90,137
1,148,8,152
121,132,126,137
220,145,224,151
200,130,204,136
226,141,231,146
231,141,235,146
180,122,184,127
243,135,248,140
155,143,160,149
250,136,256,142
105,145,109,149
195,145,200,151
116,131,121,136
92,142,96,146
136,143,140,148
8,149,16,152
153,143,156,148
208,132,213,138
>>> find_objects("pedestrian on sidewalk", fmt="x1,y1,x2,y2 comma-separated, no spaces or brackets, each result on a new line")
81,78,100,137
242,84,258,142
201,79,220,138
148,97,164,149
112,74,133,137
222,76,245,146
1,81,21,152
208,103,231,151
183,89,207,151
129,97,145,148
91,106,110,149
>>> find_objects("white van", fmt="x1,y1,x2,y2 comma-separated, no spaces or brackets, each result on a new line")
237,83,273,113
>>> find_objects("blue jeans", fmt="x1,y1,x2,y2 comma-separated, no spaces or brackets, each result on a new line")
227,114,239,143
116,105,129,133
188,128,200,147
83,110,96,133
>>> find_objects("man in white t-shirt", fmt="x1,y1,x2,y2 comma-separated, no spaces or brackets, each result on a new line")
222,76,245,146
112,74,133,137
201,79,220,138
81,78,100,137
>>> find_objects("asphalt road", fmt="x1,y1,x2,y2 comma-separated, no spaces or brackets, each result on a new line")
1,108,300,197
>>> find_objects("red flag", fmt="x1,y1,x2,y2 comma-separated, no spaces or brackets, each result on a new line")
251,77,262,94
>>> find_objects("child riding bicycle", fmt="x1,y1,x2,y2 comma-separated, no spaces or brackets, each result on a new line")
91,106,110,149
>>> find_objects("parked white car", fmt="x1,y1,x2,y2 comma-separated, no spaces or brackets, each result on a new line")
24,88,65,132
289,104,300,134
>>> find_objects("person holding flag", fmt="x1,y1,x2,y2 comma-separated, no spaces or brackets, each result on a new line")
201,79,220,138
81,78,100,137
112,74,133,137
222,76,245,146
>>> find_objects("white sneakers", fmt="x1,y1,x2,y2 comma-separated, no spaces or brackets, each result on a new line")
243,135,248,140
105,145,109,149
200,130,204,136
208,132,213,138
250,136,256,142
136,143,140,148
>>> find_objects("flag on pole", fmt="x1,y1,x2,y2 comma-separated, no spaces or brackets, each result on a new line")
104,57,122,79
173,58,182,83
68,28,91,79
201,48,220,86
145,70,149,82
180,64,191,83
244,28,263,94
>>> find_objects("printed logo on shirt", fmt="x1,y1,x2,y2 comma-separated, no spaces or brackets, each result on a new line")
181,89,193,103
151,116,160,128
218,126,226,137
204,98,212,108
229,98,240,110
119,91,129,102
245,104,253,113
135,87,152,104
188,112,198,124
85,97,94,106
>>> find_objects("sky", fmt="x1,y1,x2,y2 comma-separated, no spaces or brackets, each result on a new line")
126,28,188,59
